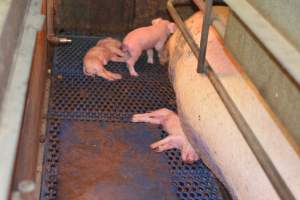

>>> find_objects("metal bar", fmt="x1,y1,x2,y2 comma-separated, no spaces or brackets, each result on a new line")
193,0,226,38
169,0,226,38
193,0,207,15
197,0,213,73
167,1,296,199
47,0,71,44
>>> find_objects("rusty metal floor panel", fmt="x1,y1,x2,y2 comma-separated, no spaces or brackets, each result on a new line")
57,121,177,200
41,35,225,200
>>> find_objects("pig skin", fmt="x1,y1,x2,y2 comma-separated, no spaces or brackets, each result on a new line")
165,11,300,200
132,108,199,163
83,37,129,81
123,18,176,76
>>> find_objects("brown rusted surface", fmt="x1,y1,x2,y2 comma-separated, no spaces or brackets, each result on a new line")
133,0,196,28
57,121,177,200
133,0,170,28
53,0,195,35
12,0,48,190
55,0,135,34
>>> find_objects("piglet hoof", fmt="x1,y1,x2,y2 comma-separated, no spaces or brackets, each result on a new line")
130,71,139,77
181,143,199,163
147,58,154,64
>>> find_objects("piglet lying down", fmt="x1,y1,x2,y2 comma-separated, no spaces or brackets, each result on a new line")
132,108,199,163
83,37,130,81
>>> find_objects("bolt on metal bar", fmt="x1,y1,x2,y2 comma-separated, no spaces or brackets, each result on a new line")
167,1,296,199
197,0,213,73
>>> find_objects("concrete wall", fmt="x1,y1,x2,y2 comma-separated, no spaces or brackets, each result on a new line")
224,2,300,146
246,0,300,51
0,0,30,112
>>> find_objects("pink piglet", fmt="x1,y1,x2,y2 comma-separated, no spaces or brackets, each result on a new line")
123,18,177,76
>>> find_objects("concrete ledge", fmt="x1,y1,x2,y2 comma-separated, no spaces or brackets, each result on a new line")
0,0,44,199
0,0,30,109
224,0,300,85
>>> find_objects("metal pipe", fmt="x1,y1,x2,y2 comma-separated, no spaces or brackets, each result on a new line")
197,0,213,73
167,1,296,199
192,0,215,20
47,0,71,44
193,0,226,38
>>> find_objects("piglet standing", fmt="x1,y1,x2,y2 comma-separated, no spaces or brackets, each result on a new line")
123,18,176,76
83,37,130,81
132,108,199,163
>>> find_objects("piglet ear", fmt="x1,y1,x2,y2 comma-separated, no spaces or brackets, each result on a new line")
151,18,162,25
168,23,177,33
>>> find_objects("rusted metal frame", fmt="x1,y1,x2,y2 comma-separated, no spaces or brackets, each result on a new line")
47,0,71,44
167,1,296,200
197,0,213,73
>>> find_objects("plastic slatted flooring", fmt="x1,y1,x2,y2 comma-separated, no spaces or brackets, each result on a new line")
41,35,225,200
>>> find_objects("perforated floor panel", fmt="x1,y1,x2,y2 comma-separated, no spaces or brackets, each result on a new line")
41,35,226,200
48,36,176,122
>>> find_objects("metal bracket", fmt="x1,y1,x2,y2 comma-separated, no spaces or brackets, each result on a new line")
47,0,72,44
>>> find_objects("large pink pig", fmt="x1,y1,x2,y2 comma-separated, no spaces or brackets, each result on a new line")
123,18,177,76
132,108,199,163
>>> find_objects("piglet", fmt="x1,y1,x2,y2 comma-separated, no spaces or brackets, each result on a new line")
83,37,130,81
132,108,199,163
123,18,176,76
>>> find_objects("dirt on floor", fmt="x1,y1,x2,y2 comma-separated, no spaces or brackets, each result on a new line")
56,121,177,200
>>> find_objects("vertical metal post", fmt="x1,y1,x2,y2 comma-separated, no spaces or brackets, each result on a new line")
197,0,213,73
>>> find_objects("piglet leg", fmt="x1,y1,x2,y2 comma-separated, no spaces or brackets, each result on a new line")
126,49,141,77
96,68,122,81
147,49,154,64
132,108,199,163
110,46,127,58
111,55,128,62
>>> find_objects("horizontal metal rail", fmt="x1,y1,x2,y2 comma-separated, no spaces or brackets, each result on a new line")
167,1,296,200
